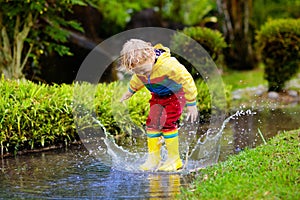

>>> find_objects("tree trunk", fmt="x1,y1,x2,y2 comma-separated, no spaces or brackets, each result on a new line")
217,0,256,70
0,13,33,79
0,26,12,78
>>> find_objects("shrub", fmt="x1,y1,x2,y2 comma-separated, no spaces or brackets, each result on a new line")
255,18,300,92
170,27,230,117
0,79,152,155
0,77,77,155
94,82,150,136
0,78,231,155
93,81,228,134
171,26,228,75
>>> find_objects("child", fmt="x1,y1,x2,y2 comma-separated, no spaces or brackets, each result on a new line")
119,39,198,171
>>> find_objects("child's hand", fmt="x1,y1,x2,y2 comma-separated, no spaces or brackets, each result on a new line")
120,91,134,102
186,105,198,122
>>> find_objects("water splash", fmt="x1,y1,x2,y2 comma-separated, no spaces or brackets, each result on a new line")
80,109,256,173
184,109,257,171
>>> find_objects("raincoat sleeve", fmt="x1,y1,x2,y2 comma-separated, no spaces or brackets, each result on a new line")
166,58,198,106
128,74,144,94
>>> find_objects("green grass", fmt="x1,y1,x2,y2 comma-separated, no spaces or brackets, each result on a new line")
222,65,267,91
178,129,300,200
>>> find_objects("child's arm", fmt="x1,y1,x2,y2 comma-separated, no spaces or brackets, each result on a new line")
120,74,144,102
120,90,134,102
186,105,198,122
164,59,198,122
163,58,198,106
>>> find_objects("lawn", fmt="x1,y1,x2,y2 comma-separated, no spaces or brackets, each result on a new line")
221,65,267,91
178,129,300,200
178,66,300,199
221,65,300,110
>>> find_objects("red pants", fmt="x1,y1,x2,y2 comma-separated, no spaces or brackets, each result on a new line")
146,90,186,137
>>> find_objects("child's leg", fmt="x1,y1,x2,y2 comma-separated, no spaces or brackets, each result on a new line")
146,99,166,130
158,129,183,171
139,130,162,171
142,92,185,171
141,97,164,171
158,94,185,171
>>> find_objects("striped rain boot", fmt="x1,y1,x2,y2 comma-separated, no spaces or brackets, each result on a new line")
140,136,162,171
158,131,182,171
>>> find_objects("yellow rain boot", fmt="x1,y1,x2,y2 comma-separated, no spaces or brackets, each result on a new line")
158,136,183,171
140,137,162,171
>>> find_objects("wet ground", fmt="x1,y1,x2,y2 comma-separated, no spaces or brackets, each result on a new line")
1,105,299,199
0,146,193,199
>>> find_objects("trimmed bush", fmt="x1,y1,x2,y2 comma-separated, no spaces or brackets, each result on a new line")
0,77,77,155
195,79,231,122
182,27,227,62
255,18,300,91
94,82,151,136
0,78,231,156
170,27,230,116
171,26,228,73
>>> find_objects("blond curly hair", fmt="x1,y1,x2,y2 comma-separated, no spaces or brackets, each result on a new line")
119,39,154,71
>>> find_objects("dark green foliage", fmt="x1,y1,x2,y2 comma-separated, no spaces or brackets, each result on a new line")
95,0,153,30
255,18,300,92
170,27,229,117
161,0,216,26
253,0,300,28
171,27,227,77
0,0,86,79
181,27,227,62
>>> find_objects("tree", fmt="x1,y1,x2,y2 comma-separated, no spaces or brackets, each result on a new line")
253,0,300,28
92,0,217,32
0,0,87,79
216,0,256,70
161,0,216,26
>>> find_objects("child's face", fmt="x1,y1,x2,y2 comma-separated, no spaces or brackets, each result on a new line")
131,54,155,76
132,62,153,76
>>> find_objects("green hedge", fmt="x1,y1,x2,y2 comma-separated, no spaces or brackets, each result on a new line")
94,82,151,136
0,78,231,156
0,77,77,155
255,18,300,91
